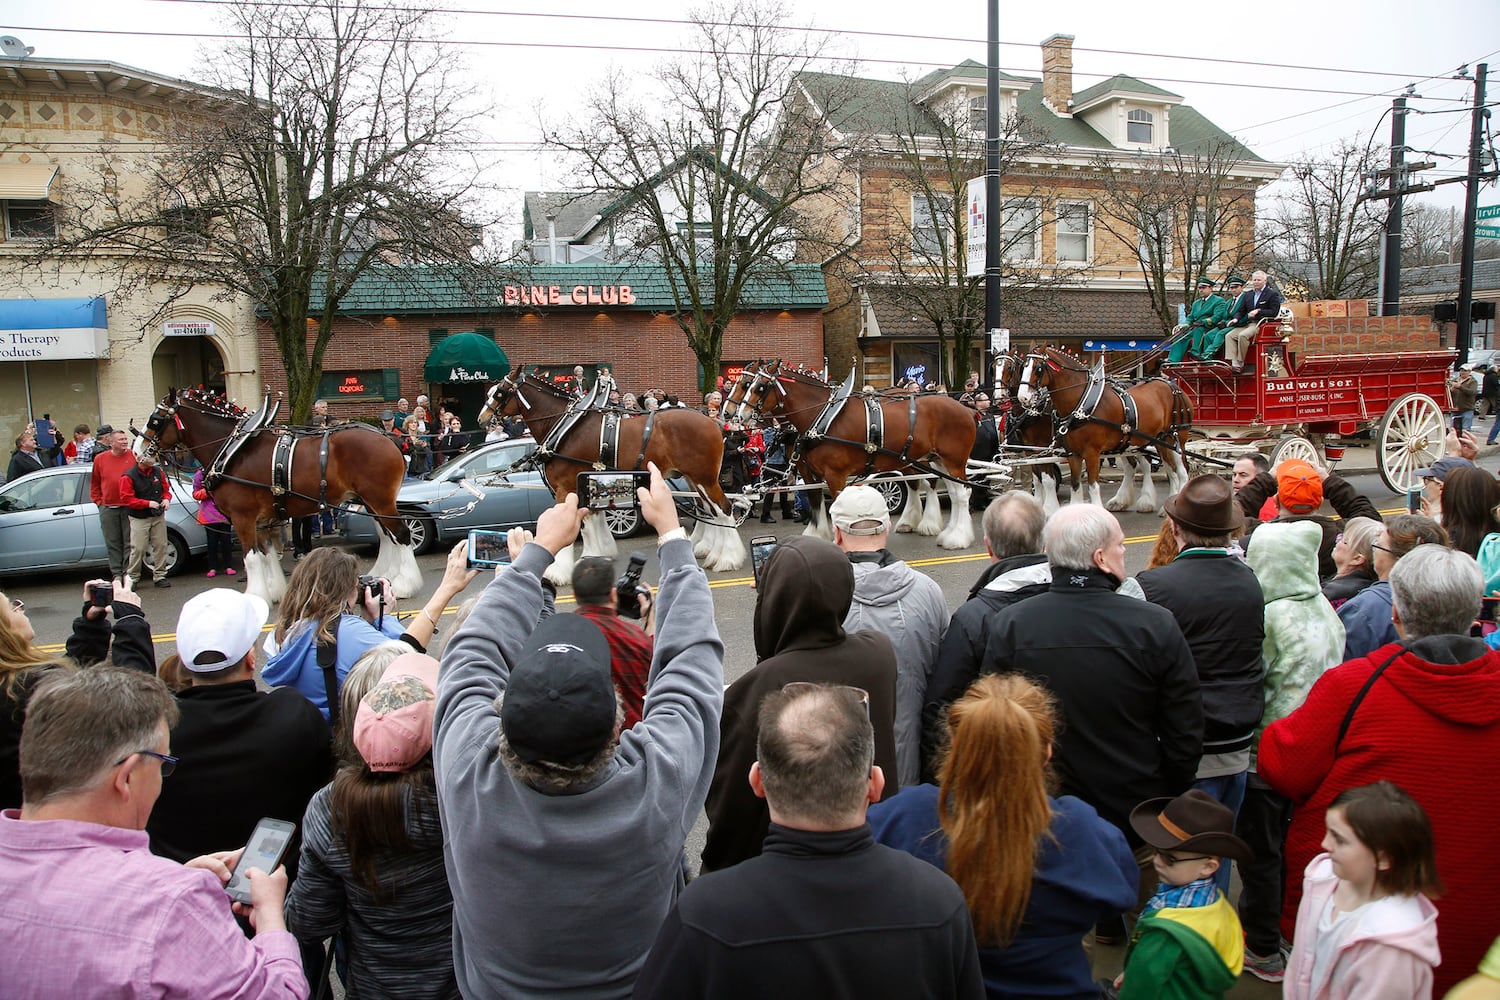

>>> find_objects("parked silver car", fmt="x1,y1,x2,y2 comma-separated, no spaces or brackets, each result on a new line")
0,464,207,579
341,438,696,551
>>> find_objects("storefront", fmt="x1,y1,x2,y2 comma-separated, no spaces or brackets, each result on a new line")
255,263,828,425
0,297,107,455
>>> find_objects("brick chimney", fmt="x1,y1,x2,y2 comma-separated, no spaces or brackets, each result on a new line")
1041,33,1074,115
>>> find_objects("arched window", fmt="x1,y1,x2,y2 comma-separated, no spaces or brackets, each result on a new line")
1127,109,1154,144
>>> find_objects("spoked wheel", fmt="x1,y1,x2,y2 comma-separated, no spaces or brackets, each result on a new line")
1270,435,1320,469
866,476,911,515
1377,393,1446,495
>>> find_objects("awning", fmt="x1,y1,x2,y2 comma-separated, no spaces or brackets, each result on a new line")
423,332,510,384
1081,339,1162,352
0,297,111,361
0,164,60,200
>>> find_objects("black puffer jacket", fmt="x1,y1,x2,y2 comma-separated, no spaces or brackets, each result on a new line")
1138,552,1266,757
983,567,1203,845
920,554,1051,780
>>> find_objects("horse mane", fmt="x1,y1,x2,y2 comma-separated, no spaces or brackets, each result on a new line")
177,387,247,419
520,370,573,400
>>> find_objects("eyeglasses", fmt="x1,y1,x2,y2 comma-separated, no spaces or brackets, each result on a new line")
9,598,23,613
114,750,179,777
782,682,871,716
1154,849,1215,865
1370,542,1397,555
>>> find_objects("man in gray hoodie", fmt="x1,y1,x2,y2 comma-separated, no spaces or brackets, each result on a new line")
433,465,724,998
830,484,949,787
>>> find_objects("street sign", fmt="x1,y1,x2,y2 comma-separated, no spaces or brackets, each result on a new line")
1478,204,1500,221
1478,224,1500,239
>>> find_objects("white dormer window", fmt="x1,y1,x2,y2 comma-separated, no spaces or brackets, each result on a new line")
1127,109,1154,144
969,96,987,135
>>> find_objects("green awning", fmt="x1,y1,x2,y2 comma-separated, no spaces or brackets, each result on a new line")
424,332,510,384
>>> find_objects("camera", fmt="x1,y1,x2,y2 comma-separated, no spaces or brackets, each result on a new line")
358,575,384,600
615,552,649,620
91,582,113,608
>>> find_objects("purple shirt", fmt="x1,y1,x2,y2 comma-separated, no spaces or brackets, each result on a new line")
0,810,308,999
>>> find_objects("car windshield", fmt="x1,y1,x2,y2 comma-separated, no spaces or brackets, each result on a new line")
420,438,535,481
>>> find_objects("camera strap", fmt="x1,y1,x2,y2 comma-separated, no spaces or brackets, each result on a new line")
1334,642,1406,753
317,626,340,725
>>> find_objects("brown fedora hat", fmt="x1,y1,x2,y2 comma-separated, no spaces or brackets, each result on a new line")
1163,475,1243,535
1130,790,1254,863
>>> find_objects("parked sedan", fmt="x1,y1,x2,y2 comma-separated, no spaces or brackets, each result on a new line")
342,439,554,553
0,464,207,580
340,438,696,551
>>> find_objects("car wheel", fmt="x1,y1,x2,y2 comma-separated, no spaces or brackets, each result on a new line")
404,514,435,555
143,530,190,577
604,505,642,539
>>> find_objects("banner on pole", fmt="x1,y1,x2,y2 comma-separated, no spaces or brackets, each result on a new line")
966,177,987,279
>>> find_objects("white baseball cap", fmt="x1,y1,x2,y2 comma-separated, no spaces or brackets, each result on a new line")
829,485,891,536
175,589,270,673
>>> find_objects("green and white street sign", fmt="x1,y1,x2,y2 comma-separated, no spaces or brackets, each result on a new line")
1478,204,1500,221
1478,225,1500,239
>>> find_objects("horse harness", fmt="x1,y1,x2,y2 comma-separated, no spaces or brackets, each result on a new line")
596,407,658,471
266,429,337,521
1051,362,1193,456
799,373,923,478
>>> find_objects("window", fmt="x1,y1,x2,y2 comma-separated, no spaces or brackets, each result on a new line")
911,194,953,258
1002,198,1040,262
1138,210,1173,267
1184,213,1217,263
676,222,715,262
1055,201,1092,263
163,206,210,246
4,200,56,240
969,95,987,135
1127,109,1154,144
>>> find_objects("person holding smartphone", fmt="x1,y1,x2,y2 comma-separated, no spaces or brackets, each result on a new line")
0,667,308,997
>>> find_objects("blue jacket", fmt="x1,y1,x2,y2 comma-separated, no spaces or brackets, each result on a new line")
262,613,407,721
1337,580,1396,662
869,785,1138,1000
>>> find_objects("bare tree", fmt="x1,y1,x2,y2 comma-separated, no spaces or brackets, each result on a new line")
38,0,492,421
1402,202,1459,266
1091,140,1259,334
542,0,860,392
860,89,1081,388
1258,138,1384,300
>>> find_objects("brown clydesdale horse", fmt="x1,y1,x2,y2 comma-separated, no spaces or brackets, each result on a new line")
1016,346,1192,512
724,360,977,549
478,370,746,583
138,388,419,604
996,348,1066,514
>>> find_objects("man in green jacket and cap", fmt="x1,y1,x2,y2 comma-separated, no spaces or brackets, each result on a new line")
1167,278,1229,363
1200,276,1247,362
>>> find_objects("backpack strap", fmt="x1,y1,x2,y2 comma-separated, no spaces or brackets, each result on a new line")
1335,643,1406,752
316,625,340,725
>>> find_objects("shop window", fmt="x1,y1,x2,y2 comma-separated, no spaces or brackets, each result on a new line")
1127,109,1154,144
1056,201,1092,263
4,200,55,240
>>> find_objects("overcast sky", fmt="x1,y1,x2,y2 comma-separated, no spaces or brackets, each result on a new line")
6,0,1499,235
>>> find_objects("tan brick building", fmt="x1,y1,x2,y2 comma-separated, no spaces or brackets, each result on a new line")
0,56,261,447
795,35,1283,386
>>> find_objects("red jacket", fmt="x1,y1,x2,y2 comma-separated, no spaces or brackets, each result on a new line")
89,449,139,507
1258,636,1500,994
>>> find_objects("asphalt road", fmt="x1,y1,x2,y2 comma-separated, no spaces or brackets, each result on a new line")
10,443,1471,999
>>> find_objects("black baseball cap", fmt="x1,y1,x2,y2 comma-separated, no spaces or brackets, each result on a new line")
500,614,617,765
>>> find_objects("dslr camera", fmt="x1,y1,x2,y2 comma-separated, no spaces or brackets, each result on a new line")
358,575,384,600
615,552,650,620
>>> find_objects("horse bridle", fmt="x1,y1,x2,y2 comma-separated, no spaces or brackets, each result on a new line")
730,363,787,420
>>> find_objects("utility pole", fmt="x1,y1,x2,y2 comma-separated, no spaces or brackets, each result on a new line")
1455,62,1489,365
1380,97,1407,317
982,0,1001,393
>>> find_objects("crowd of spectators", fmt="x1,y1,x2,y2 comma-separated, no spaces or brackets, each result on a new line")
5,434,1500,999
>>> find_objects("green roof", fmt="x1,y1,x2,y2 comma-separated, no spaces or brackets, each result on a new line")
797,64,1260,162
1071,74,1183,106
307,263,828,316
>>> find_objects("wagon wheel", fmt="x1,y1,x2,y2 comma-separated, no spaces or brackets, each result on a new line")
1270,435,1320,469
1377,393,1445,495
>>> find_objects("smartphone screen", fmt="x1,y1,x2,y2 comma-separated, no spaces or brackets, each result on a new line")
577,471,650,511
750,534,778,587
1454,417,1465,434
225,818,296,905
1406,487,1423,514
467,529,511,568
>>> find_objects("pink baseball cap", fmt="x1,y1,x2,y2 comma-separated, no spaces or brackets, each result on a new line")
352,653,440,772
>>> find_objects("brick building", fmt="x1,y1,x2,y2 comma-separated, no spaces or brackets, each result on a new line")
0,56,261,446
254,264,827,425
793,34,1283,386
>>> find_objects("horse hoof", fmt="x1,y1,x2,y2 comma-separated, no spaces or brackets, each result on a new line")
894,523,914,533
1134,500,1157,514
1105,499,1126,512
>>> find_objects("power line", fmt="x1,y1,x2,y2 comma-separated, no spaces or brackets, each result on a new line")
3,22,1476,102
132,0,1454,85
